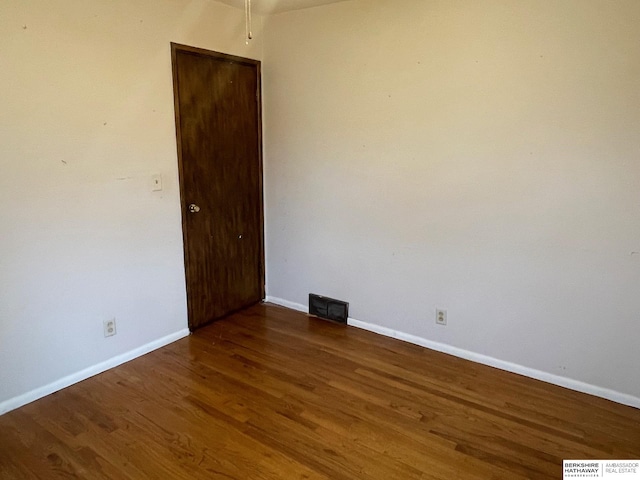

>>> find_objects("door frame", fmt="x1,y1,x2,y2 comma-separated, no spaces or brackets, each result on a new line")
170,42,265,330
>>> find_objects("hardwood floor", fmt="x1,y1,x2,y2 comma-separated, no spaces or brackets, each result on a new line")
1,303,639,479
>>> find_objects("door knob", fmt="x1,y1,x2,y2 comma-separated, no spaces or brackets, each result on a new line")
189,204,201,213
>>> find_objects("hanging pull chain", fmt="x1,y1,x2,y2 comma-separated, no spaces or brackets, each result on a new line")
245,0,253,44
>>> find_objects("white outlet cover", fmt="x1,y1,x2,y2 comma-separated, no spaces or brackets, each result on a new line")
436,309,447,326
104,319,117,337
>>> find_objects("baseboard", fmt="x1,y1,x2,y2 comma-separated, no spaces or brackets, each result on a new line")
0,328,190,416
265,296,640,409
265,296,308,313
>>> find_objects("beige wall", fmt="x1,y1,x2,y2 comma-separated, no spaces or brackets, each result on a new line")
263,0,640,403
0,0,262,411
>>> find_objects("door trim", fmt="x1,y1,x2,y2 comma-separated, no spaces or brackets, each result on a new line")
170,42,265,330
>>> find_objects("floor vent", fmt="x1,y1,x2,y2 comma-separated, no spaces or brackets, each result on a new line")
308,294,349,324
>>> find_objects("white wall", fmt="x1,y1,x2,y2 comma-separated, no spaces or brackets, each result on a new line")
0,0,262,412
263,0,640,403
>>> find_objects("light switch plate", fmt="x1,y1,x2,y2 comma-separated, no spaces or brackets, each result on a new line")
151,174,162,191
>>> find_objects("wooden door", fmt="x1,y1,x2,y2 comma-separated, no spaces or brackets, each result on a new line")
171,43,264,331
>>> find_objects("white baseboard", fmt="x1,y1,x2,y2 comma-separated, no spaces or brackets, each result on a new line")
265,296,308,313
0,328,190,416
265,296,640,409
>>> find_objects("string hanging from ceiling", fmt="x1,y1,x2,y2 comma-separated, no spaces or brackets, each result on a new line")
245,0,253,44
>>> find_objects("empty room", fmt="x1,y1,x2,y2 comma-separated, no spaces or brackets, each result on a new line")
1,0,639,478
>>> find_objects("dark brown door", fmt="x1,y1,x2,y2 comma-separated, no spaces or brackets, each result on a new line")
171,43,264,331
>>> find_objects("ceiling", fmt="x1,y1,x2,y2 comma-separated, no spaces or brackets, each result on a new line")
214,0,350,14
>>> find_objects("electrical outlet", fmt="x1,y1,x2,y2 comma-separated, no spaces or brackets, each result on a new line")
436,309,447,326
104,318,117,337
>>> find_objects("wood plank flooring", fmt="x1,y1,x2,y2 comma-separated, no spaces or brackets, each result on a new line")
1,303,639,479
